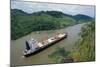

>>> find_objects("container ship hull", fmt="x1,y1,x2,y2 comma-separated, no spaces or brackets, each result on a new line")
23,33,67,57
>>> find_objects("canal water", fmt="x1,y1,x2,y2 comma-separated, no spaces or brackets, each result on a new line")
11,23,84,66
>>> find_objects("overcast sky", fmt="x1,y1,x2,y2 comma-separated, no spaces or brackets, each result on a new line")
11,1,95,17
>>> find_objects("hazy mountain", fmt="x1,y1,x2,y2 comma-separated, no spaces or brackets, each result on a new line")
11,9,93,20
73,14,93,21
11,9,28,16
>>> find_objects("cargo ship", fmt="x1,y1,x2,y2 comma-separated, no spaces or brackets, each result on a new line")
23,33,67,57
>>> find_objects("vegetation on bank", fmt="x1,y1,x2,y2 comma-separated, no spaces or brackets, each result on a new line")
11,9,93,40
48,47,71,63
70,21,95,62
48,21,95,63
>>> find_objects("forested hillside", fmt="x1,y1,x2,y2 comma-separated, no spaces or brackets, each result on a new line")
11,9,93,40
70,21,95,62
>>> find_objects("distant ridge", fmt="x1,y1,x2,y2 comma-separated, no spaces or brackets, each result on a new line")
11,9,93,20
11,9,28,16
73,14,93,21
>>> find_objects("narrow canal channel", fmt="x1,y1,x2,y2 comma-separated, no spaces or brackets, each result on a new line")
11,23,85,66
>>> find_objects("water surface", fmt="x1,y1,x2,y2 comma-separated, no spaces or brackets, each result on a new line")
11,23,84,66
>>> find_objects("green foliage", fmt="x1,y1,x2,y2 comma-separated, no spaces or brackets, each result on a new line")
71,21,95,62
48,47,70,63
11,9,93,40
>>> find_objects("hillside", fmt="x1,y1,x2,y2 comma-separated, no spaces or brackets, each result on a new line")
71,21,95,62
11,9,93,40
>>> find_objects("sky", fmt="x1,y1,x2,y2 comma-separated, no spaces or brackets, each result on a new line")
11,1,95,17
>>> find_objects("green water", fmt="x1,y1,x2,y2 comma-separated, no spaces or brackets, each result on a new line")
11,23,84,66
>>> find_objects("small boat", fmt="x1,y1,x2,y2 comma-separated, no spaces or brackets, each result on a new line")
23,33,67,57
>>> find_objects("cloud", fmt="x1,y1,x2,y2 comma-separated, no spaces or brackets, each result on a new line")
11,1,95,17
